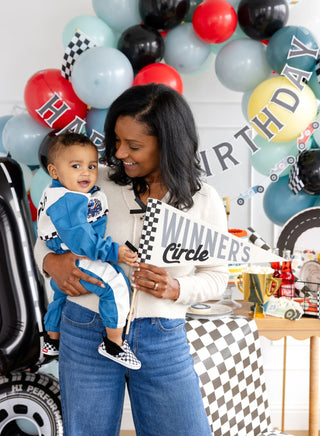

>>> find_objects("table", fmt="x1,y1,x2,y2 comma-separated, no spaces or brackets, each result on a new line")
234,302,320,436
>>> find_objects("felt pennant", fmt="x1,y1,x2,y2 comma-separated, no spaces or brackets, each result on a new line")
137,198,283,267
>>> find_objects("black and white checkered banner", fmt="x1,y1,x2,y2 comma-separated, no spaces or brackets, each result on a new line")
247,226,271,251
315,54,320,84
186,316,294,436
61,29,96,81
186,316,272,435
137,199,283,266
288,161,304,194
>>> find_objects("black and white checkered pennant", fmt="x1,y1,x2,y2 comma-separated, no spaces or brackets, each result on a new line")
137,199,162,262
61,29,96,81
288,161,304,194
247,226,271,251
315,54,320,83
186,316,273,436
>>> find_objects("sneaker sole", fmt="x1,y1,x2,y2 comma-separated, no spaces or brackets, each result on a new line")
98,346,141,370
42,349,59,357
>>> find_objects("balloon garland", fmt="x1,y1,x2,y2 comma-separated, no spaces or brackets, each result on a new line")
0,0,320,228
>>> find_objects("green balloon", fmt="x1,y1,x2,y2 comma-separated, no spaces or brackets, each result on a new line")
250,136,299,177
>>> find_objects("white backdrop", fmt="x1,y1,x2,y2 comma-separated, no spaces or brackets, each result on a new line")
0,0,319,431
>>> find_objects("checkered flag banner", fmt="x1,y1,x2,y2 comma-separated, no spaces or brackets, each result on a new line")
137,199,162,263
137,199,283,266
316,54,320,83
246,226,271,251
61,29,96,81
186,316,273,435
288,161,304,194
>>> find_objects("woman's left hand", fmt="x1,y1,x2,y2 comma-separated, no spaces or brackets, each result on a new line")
132,262,180,301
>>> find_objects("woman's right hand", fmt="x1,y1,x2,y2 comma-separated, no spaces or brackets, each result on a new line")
43,252,104,296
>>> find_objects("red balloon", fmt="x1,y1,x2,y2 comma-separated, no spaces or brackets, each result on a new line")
24,69,88,130
192,0,237,44
133,63,183,94
27,192,38,222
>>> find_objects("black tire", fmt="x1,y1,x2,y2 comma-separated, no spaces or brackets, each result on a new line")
287,156,295,165
257,185,264,193
270,174,278,182
312,121,319,129
284,309,295,320
298,141,305,151
237,198,244,206
0,371,63,435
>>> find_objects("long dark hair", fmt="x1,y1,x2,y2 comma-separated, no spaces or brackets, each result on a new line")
101,83,203,210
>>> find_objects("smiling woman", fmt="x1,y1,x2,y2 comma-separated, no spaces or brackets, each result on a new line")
34,83,229,435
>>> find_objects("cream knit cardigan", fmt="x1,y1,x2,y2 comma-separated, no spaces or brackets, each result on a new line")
34,170,229,320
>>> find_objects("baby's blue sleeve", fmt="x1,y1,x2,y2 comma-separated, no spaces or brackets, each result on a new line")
46,192,118,263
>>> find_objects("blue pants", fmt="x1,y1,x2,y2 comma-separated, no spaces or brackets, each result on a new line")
59,300,211,436
44,259,130,332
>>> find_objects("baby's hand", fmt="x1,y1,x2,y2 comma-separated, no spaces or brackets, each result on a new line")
118,245,138,267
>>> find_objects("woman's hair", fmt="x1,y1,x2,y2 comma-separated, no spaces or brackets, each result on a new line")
101,83,203,210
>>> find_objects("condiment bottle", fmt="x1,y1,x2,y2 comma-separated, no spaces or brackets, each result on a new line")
279,249,295,298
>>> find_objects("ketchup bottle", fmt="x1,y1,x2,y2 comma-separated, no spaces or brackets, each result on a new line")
271,248,281,297
279,249,295,298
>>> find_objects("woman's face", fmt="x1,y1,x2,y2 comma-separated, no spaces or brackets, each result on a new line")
114,115,161,182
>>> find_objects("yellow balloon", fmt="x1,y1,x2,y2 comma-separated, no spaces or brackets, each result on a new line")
248,76,317,142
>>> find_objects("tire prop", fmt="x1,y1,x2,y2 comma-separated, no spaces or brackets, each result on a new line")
0,157,47,374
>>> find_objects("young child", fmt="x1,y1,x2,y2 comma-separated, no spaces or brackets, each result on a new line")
37,132,141,370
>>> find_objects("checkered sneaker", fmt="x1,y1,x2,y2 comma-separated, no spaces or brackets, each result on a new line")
98,339,141,370
61,29,96,80
42,339,59,356
186,316,272,436
288,162,304,194
138,198,162,262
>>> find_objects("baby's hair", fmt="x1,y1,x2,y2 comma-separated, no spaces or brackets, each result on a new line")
47,132,97,166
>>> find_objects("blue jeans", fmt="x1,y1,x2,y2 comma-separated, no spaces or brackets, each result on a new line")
59,301,211,436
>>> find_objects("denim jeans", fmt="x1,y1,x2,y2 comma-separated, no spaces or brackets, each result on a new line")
59,300,211,436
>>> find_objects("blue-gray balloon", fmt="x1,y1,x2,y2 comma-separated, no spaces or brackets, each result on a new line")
71,47,134,109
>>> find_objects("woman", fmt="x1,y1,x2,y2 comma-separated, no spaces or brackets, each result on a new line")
34,83,229,435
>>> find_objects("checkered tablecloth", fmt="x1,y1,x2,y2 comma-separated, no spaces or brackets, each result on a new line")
186,315,294,436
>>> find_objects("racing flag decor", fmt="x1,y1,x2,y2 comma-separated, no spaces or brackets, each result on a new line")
61,29,96,81
137,199,283,267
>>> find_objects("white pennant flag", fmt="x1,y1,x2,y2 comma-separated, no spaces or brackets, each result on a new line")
138,199,283,267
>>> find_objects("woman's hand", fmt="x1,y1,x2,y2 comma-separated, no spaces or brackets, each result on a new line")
43,252,104,297
131,262,180,301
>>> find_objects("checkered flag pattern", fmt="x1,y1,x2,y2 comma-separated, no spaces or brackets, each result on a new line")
186,316,274,436
316,54,320,83
247,226,271,251
137,199,162,262
288,162,304,194
61,30,96,80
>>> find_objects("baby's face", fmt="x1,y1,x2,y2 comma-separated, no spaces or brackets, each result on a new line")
48,144,98,193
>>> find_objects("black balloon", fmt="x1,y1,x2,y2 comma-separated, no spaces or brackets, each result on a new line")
139,0,190,31
118,24,165,72
0,157,47,374
237,0,289,41
297,149,320,195
38,129,61,173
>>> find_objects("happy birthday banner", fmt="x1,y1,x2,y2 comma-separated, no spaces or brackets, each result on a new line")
33,35,319,176
137,198,283,267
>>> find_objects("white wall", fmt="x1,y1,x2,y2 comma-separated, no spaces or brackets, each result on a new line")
0,1,319,432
